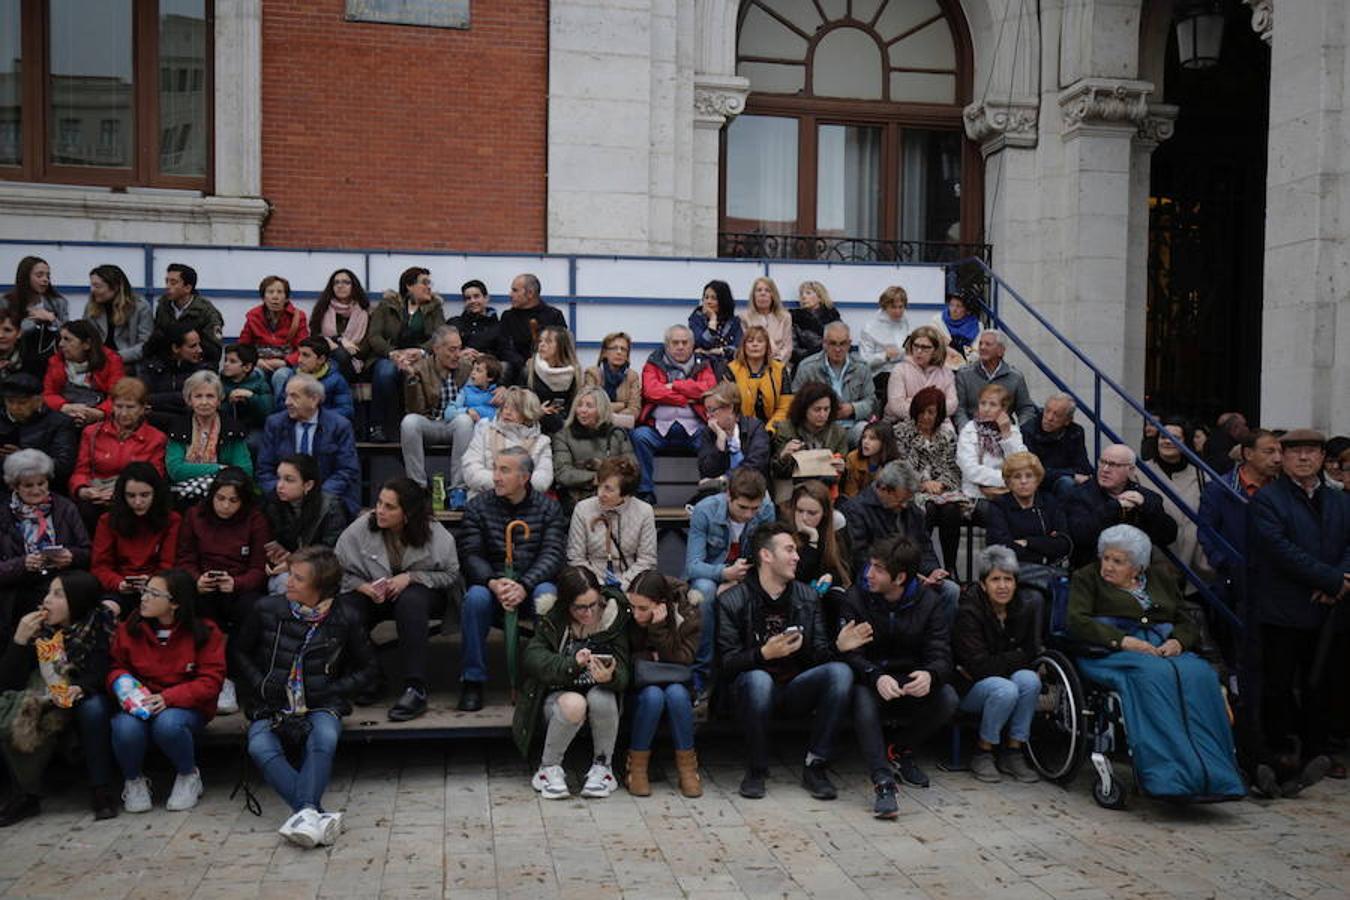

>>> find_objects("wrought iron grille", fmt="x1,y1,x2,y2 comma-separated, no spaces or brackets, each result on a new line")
718,232,992,266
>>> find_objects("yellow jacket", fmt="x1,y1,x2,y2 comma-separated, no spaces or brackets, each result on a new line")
726,358,791,430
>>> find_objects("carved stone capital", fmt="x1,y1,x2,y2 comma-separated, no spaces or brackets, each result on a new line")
963,97,1039,155
1136,102,1179,148
1058,78,1154,136
1244,0,1272,45
693,74,750,127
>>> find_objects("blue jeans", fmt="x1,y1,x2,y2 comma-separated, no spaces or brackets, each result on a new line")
247,711,342,812
459,581,556,683
371,357,402,432
959,670,1041,745
734,661,853,770
111,708,205,778
689,578,719,691
631,422,700,495
629,683,695,751
1049,475,1078,499
270,365,295,398
75,693,116,788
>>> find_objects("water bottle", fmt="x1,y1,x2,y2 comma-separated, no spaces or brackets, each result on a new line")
431,473,447,510
112,674,153,720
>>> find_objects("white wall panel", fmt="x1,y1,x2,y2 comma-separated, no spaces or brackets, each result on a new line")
148,248,364,295
575,257,763,299
764,261,946,308
366,255,570,300
0,244,147,292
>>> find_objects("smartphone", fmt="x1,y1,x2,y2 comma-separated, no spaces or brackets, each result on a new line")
39,545,65,560
206,570,227,579
782,625,804,637
591,653,615,666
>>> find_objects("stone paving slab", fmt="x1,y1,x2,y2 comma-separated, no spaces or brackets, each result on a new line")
0,737,1344,899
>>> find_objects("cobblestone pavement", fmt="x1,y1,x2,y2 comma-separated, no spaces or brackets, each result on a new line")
0,737,1345,899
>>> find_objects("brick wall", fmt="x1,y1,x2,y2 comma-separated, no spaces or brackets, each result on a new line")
260,1,547,253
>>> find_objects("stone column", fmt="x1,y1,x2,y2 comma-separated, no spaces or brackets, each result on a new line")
1259,0,1350,432
690,76,747,257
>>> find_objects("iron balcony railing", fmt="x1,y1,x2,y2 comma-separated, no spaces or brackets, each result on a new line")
720,232,993,266
962,257,1246,631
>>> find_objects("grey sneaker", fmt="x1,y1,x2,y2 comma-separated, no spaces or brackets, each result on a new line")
970,750,1002,783
997,749,1041,783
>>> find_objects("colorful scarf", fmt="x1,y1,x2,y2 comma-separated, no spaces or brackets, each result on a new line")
64,358,91,387
186,414,221,464
284,598,332,715
974,420,1004,462
11,492,57,554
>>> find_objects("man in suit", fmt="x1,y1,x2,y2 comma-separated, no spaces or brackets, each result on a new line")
257,373,360,517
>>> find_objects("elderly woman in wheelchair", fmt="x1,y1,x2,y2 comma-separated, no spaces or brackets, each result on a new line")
1064,524,1245,803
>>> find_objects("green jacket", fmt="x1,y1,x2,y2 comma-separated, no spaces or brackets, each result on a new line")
512,587,630,758
1066,562,1199,651
222,369,274,429
770,420,849,478
166,435,254,483
363,290,447,359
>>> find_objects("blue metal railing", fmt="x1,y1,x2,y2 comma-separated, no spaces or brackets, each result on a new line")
960,258,1245,631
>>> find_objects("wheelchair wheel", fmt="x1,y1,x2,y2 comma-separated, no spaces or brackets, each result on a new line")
1092,776,1127,809
1025,649,1088,783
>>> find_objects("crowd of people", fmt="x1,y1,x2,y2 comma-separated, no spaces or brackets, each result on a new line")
0,254,1344,847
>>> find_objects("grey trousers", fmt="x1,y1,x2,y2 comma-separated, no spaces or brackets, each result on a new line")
541,687,620,766
400,413,475,489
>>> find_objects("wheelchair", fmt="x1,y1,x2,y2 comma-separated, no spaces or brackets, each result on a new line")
1021,576,1132,809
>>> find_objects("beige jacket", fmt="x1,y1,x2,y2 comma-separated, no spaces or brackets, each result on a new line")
566,495,658,590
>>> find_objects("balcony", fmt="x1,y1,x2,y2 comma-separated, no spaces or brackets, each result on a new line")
718,231,992,265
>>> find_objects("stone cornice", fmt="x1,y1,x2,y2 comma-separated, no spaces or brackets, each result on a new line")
1136,102,1180,147
1244,0,1272,45
963,97,1040,155
1058,78,1154,136
0,182,270,227
693,73,750,127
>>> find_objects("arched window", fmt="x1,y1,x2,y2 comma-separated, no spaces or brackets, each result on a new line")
721,0,978,260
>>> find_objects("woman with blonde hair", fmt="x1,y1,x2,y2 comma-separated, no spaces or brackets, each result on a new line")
740,277,792,364
790,280,841,365
886,325,957,421
85,264,153,372
956,383,1026,501
552,387,636,512
726,324,791,430
461,387,554,498
860,285,913,380
525,325,582,436
583,332,641,429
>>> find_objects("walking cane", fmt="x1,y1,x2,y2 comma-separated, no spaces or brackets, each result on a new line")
504,519,531,704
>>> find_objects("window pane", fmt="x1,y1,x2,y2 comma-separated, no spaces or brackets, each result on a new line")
817,124,881,239
159,0,208,177
726,115,798,231
0,0,19,166
812,28,883,100
48,0,134,168
900,129,962,243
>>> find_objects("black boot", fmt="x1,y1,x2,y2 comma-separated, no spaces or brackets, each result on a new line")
388,684,428,722
457,681,484,712
91,785,119,821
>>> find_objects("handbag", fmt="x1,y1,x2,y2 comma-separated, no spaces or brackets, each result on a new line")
634,659,693,688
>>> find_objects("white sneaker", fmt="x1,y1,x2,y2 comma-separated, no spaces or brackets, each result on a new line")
533,765,569,800
165,769,203,811
580,762,616,798
122,776,152,813
278,808,325,848
317,811,343,846
216,678,238,715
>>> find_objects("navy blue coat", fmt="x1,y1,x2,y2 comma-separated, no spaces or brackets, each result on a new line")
697,415,771,479
257,409,361,517
1250,475,1350,632
1020,418,1092,485
985,490,1072,566
1064,479,1178,569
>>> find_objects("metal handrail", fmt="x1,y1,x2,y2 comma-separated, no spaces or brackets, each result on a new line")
954,258,1245,630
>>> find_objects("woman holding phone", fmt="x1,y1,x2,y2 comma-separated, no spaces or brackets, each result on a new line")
513,566,630,800
91,463,181,615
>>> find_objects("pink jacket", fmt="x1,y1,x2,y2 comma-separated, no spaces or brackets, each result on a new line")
885,357,957,421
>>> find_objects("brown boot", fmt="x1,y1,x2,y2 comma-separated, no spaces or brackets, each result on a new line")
626,750,652,796
674,749,703,798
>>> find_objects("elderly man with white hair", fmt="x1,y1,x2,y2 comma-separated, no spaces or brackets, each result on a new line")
1064,443,1177,569
257,372,361,517
1020,392,1093,498
952,329,1035,431
791,321,875,443
630,324,718,503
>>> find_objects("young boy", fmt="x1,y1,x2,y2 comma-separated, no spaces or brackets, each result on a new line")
293,337,355,419
221,343,275,432
444,354,501,425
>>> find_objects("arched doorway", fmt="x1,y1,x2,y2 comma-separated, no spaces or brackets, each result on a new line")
719,0,983,262
1146,0,1270,423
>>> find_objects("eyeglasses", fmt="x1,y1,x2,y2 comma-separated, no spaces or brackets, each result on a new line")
1099,459,1132,470
141,586,171,601
824,340,850,348
332,278,352,286
911,342,935,350
604,344,630,353
416,278,433,287
571,602,599,613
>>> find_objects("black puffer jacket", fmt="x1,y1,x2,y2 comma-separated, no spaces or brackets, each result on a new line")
837,582,952,689
952,583,1039,691
230,593,379,719
0,406,79,490
1064,479,1178,568
837,486,940,577
449,308,510,360
716,573,831,681
263,491,349,552
984,491,1072,565
143,358,212,417
460,486,566,593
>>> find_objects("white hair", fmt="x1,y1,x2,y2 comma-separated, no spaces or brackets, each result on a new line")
979,329,1007,351
664,324,693,344
1046,393,1077,416
288,372,326,403
977,545,1021,581
3,449,54,489
1098,524,1152,569
823,321,850,340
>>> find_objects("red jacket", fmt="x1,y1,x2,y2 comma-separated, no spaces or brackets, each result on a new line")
174,505,270,594
43,350,126,416
91,511,181,592
638,349,717,426
237,304,309,365
107,617,226,723
68,419,167,496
